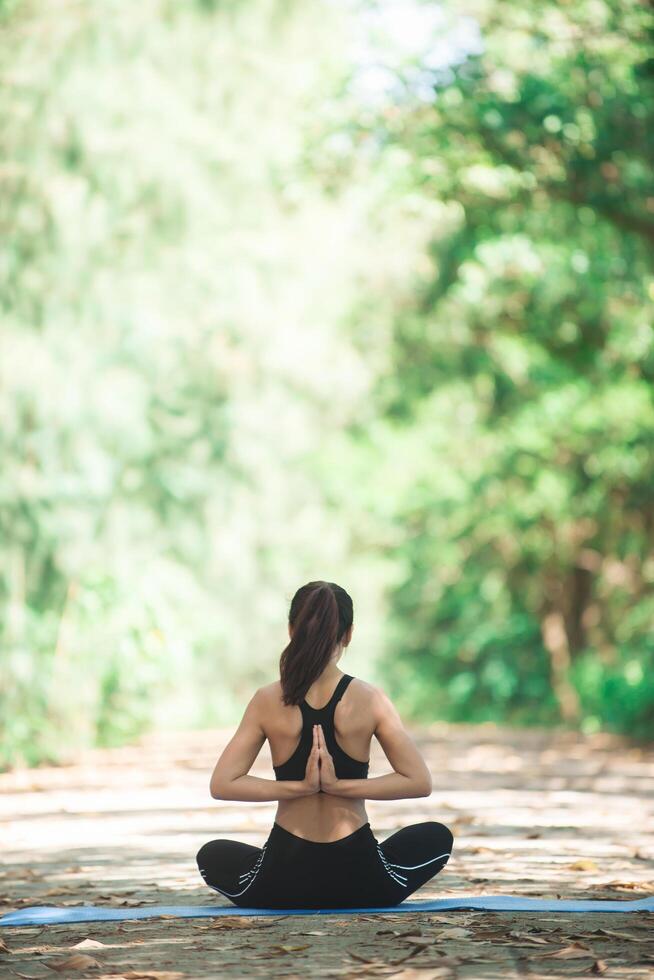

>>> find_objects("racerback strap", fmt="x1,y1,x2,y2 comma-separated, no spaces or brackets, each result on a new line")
301,674,353,716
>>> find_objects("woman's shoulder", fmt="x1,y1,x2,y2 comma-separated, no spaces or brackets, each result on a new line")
254,679,284,705
349,677,395,714
347,675,376,699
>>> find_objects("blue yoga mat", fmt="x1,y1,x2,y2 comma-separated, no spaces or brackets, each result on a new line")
2,895,653,926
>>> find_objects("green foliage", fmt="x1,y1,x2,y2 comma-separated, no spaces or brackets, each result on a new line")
329,0,654,737
0,0,392,768
1,0,653,769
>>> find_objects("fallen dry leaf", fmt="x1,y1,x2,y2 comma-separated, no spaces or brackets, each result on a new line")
594,928,650,942
71,938,109,949
0,938,11,953
390,947,425,967
348,950,377,962
208,917,269,930
536,942,595,960
120,972,182,980
592,961,608,975
45,952,101,971
435,926,471,940
567,860,599,872
509,931,550,945
604,880,652,891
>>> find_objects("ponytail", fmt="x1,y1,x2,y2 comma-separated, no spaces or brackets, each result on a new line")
279,581,353,705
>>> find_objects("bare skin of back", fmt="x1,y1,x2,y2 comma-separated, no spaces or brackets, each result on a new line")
265,673,373,842
209,649,433,843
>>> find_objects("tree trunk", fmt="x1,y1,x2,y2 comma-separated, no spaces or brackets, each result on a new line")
541,609,581,723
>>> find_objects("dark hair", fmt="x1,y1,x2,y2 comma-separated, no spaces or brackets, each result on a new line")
279,581,354,705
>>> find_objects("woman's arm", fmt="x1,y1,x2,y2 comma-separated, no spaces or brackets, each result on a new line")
209,691,320,802
318,688,432,800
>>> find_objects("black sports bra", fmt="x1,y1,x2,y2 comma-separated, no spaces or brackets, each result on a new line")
273,673,369,782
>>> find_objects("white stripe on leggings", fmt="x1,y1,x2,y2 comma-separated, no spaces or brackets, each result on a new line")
200,844,268,898
386,851,451,871
381,866,407,886
376,846,408,885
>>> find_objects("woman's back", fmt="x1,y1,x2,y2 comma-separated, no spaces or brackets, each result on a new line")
261,670,375,841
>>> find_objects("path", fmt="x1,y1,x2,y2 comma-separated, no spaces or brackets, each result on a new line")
1,722,653,978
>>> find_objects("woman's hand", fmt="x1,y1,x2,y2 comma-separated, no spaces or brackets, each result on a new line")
301,724,321,795
317,724,339,794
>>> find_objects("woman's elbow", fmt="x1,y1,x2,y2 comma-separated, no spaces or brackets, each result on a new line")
415,772,432,797
210,778,228,800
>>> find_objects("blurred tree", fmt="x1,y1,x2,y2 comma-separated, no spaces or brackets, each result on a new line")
0,0,401,768
336,0,654,736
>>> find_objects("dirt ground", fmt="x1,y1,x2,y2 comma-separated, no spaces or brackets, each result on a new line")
1,721,653,979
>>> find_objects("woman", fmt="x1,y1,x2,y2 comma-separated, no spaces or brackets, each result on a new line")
196,581,454,909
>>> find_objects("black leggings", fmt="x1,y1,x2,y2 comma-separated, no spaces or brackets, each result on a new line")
196,820,454,910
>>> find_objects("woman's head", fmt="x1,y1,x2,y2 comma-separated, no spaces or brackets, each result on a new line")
279,581,354,705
